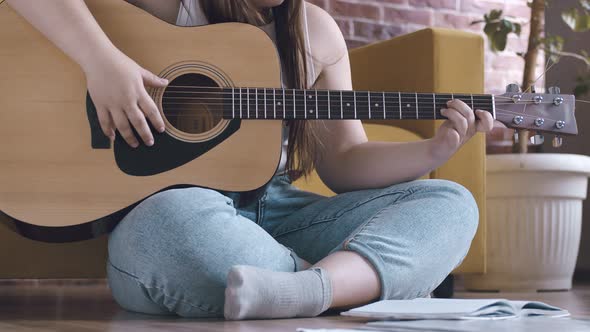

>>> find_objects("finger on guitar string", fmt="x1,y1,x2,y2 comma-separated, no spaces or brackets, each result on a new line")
125,104,155,146
446,99,475,124
111,108,139,148
475,109,494,132
440,108,468,138
140,90,166,133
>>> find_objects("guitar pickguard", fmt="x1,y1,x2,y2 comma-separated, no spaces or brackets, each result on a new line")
85,89,242,176
114,118,241,176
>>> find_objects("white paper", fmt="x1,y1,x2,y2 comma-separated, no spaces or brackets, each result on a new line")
340,298,569,320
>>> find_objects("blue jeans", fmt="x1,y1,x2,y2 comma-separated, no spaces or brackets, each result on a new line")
107,173,479,317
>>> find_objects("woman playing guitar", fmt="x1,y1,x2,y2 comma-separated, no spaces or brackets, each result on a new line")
5,0,495,320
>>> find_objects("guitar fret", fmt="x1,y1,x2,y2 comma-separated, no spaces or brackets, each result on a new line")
264,88,267,119
492,95,496,119
255,88,258,119
303,90,307,119
240,88,243,118
433,93,436,120
282,89,286,119
340,91,343,119
247,88,251,119
368,92,371,119
470,94,474,111
315,89,319,119
415,93,419,119
354,92,357,119
397,92,403,120
328,91,331,119
232,87,235,119
293,89,296,119
273,88,276,119
383,92,387,120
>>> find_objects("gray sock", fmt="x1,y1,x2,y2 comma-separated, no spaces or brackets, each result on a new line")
223,265,333,320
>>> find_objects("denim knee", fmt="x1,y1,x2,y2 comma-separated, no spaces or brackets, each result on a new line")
426,179,479,239
108,187,236,274
404,179,479,294
339,179,480,300
107,187,236,317
404,179,480,261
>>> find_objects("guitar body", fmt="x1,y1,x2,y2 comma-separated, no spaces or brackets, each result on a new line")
0,0,283,241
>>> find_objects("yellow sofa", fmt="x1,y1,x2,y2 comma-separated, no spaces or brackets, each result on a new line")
0,27,486,278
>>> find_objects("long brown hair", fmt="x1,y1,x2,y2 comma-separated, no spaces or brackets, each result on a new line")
194,0,324,181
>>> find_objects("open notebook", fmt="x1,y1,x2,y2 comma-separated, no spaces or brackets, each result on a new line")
339,298,570,320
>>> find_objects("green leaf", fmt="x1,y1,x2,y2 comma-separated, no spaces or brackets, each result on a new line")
489,9,503,21
491,30,509,51
480,12,524,52
562,8,590,32
542,35,565,63
484,22,499,35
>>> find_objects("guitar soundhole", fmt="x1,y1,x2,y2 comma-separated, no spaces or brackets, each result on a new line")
162,73,223,135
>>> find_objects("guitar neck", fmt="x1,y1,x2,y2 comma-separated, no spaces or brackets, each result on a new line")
221,88,496,120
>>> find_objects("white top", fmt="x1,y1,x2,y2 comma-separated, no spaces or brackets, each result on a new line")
176,1,316,175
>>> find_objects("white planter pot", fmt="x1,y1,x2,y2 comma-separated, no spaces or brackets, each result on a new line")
463,153,590,292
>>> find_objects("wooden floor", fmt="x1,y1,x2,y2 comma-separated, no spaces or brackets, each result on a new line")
0,279,589,331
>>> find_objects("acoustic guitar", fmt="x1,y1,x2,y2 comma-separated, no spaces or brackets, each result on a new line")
0,0,577,242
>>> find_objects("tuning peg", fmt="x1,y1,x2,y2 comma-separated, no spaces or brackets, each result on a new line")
530,134,545,145
513,131,520,144
506,84,521,93
548,86,561,94
530,85,536,93
552,136,563,148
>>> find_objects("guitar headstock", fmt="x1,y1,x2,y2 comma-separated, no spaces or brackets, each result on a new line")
494,84,577,147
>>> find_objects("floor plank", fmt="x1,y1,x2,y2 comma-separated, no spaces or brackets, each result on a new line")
0,279,588,331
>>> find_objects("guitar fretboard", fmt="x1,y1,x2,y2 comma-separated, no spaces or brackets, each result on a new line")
221,88,495,120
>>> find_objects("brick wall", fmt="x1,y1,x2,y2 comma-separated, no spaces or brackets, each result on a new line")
309,0,540,94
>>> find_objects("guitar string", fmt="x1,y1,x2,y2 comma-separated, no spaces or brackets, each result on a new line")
163,85,517,97
156,108,562,122
159,93,502,103
159,111,552,119
156,92,543,103
160,86,571,103
173,95,590,106
158,98,505,107
159,101,509,108
151,112,558,122
159,85,516,100
161,92,505,103
162,94,511,102
157,101,558,109
157,100,562,108
158,103,499,109
494,109,561,122
159,91,563,104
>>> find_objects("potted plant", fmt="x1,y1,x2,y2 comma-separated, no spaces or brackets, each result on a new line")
464,0,590,291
